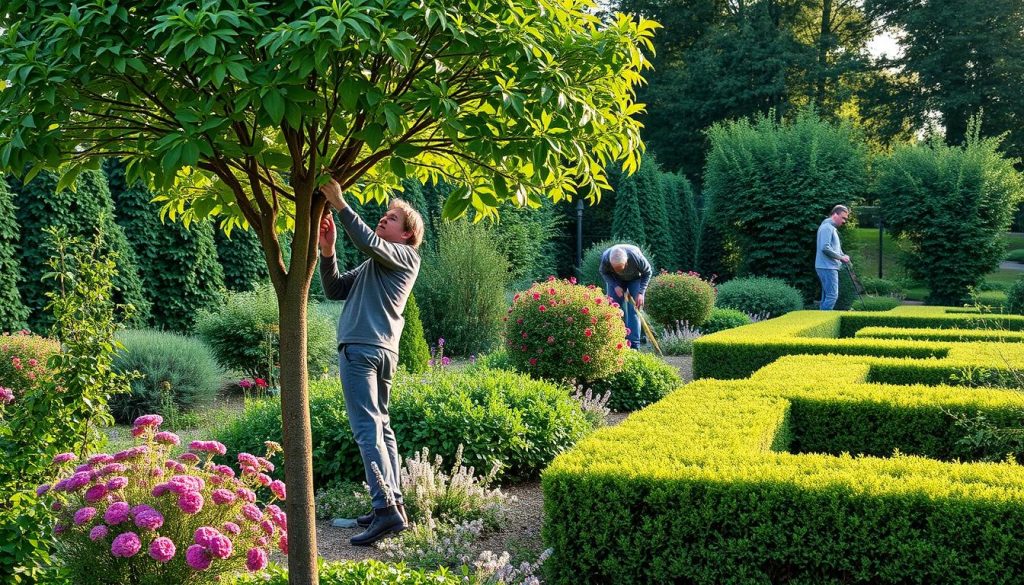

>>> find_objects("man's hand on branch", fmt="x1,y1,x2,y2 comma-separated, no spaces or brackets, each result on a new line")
319,212,337,258
321,178,346,210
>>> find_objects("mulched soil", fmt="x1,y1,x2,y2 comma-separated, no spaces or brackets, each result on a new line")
316,354,694,562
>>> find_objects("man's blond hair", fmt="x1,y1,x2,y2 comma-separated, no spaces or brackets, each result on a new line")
389,199,424,249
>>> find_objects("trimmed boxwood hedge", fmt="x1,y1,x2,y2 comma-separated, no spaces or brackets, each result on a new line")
693,306,1024,379
543,353,1024,585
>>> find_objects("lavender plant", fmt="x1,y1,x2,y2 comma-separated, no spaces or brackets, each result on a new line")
571,385,611,427
400,446,510,529
660,321,703,356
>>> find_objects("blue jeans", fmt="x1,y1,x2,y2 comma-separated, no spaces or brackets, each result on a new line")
339,344,403,509
606,279,643,347
817,268,839,310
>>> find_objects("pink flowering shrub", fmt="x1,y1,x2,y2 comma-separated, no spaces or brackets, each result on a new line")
38,414,287,584
644,271,716,328
505,277,627,382
0,330,57,407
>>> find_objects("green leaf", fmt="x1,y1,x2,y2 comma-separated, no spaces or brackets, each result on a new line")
263,89,285,124
441,186,472,220
390,157,406,178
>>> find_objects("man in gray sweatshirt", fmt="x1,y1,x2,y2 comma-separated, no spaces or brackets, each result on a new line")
599,244,653,348
318,178,424,545
815,205,851,310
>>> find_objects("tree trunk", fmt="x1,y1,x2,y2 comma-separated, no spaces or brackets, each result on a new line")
816,0,833,109
278,280,319,585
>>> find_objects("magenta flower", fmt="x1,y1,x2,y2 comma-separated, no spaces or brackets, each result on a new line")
36,484,50,497
149,536,176,563
53,453,77,465
208,534,233,559
99,463,127,477
269,480,286,501
278,533,288,555
134,509,164,531
154,431,181,446
256,473,272,487
185,544,212,571
132,414,163,429
54,523,67,535
89,525,109,541
236,488,256,503
0,386,13,404
222,521,241,536
104,501,130,525
238,379,254,390
152,483,170,497
241,503,263,522
87,454,114,465
168,475,205,493
178,491,204,514
106,476,128,491
441,356,451,366
213,464,236,478
194,526,220,547
189,440,227,456
246,548,268,572
178,452,200,464
84,484,107,503
266,504,287,530
212,489,236,505
259,519,275,535
130,504,155,518
73,507,97,526
111,532,142,558
237,453,259,468
112,446,148,462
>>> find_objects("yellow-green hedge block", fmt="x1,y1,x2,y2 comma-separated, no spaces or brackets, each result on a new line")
543,355,1024,584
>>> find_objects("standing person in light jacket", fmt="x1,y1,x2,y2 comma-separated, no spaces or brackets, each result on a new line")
815,205,851,310
599,244,653,348
318,178,424,546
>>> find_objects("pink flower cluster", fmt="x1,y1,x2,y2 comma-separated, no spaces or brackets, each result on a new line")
238,378,269,391
37,413,287,581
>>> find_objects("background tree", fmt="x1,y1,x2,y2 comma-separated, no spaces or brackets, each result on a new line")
105,160,225,333
0,2,656,582
215,227,269,293
8,171,150,332
878,120,1024,305
703,109,867,299
0,177,28,332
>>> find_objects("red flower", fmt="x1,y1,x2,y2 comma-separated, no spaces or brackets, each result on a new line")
584,328,593,337
513,293,521,301
548,275,556,281
616,343,624,350
547,336,555,344
566,316,574,324
255,378,268,388
591,317,598,324
581,307,589,315
548,288,556,295
539,305,547,312
533,293,541,300
529,358,537,366
595,297,602,304
521,331,528,339
517,318,523,324
582,354,592,363
521,345,528,352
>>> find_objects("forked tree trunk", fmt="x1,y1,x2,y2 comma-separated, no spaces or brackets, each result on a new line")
278,278,318,585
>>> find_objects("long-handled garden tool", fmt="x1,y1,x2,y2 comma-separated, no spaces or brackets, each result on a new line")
846,263,866,310
624,292,663,356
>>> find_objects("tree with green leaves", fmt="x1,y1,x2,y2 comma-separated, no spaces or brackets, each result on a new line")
105,159,225,333
9,170,151,332
663,172,698,270
0,177,28,332
0,2,656,581
215,226,270,292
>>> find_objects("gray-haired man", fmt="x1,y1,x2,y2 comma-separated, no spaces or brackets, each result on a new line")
599,244,652,348
815,205,851,310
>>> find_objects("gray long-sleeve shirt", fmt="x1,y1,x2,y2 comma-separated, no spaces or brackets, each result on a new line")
815,217,844,270
320,206,421,354
599,244,653,292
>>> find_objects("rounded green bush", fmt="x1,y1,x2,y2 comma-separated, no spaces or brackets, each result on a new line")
850,295,902,312
110,329,223,423
645,272,716,328
506,278,627,382
196,284,335,381
588,351,681,412
216,368,593,487
859,276,906,298
398,292,430,374
715,276,804,317
1006,278,1024,315
577,239,657,289
700,308,753,334
0,331,57,396
469,348,515,372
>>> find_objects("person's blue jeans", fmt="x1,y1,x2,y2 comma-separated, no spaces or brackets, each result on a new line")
606,279,643,348
817,268,839,310
339,344,403,509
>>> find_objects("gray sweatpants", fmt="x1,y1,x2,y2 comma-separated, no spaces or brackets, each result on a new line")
339,344,403,509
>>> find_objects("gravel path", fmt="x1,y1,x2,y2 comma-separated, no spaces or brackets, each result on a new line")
316,354,695,562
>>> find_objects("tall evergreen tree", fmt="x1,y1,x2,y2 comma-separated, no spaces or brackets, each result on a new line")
863,0,1024,161
398,292,430,373
611,177,646,250
0,177,28,332
105,160,224,332
664,173,699,271
10,170,150,332
632,158,675,271
215,227,269,293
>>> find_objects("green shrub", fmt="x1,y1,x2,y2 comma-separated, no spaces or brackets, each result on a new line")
489,201,563,291
105,159,224,333
700,308,752,334
1007,277,1024,315
195,284,335,382
398,293,430,374
10,170,151,331
878,122,1024,305
0,332,57,399
469,349,515,372
109,329,223,424
506,278,627,382
217,368,592,487
704,109,868,300
416,221,509,356
1006,249,1024,263
612,157,675,270
851,295,902,312
214,226,269,292
588,351,681,411
315,481,371,520
714,276,804,317
0,177,28,331
226,559,461,585
577,239,657,289
645,271,715,328
859,276,906,298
